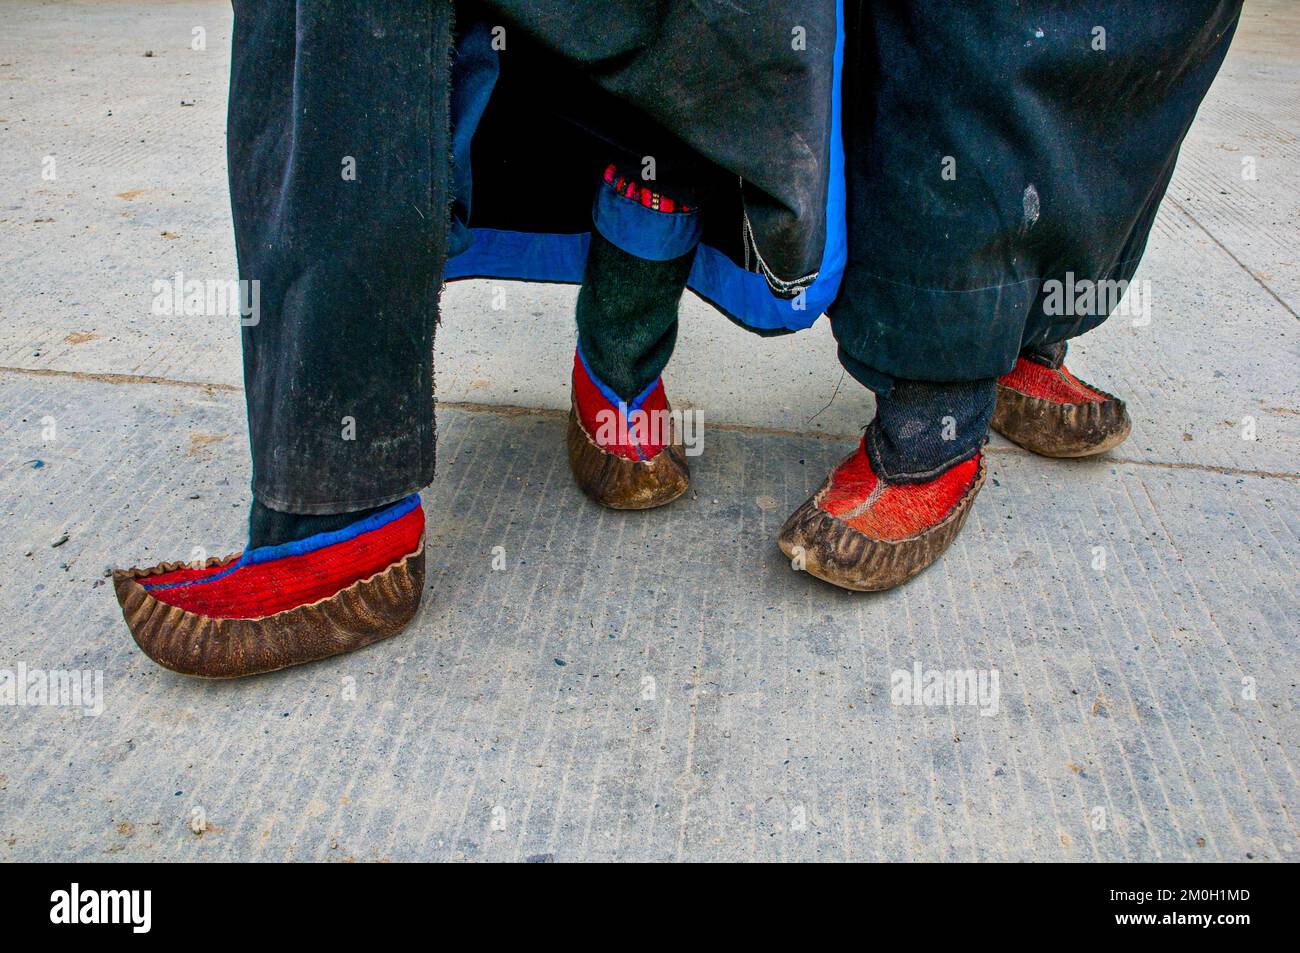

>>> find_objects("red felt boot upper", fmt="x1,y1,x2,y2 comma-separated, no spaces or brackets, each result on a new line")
818,439,980,542
572,348,670,462
142,500,424,619
999,357,1106,405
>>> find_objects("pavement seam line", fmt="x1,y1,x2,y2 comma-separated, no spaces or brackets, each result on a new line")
2,365,1297,481
1168,196,1298,318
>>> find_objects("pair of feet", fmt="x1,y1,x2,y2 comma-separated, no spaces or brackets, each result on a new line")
568,349,1131,591
114,350,1129,678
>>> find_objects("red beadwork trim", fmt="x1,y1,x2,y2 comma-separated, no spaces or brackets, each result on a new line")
603,164,694,214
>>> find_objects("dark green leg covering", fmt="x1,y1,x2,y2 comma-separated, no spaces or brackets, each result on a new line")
575,230,695,401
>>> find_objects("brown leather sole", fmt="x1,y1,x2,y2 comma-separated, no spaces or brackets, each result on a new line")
566,402,690,510
777,457,986,592
114,541,425,678
992,383,1131,458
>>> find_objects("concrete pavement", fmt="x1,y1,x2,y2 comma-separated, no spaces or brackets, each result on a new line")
0,0,1295,861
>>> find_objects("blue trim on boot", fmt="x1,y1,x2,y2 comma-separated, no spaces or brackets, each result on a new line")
144,494,422,592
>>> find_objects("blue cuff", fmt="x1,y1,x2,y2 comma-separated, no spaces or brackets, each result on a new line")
592,181,702,262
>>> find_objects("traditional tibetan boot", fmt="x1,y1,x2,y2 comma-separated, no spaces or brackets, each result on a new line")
992,354,1131,458
778,440,985,592
567,347,690,510
114,494,426,678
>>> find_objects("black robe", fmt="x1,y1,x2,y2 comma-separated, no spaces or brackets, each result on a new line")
227,0,1240,511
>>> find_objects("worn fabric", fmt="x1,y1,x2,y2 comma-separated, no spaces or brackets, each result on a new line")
827,1,1242,387
448,0,1241,378
443,1,847,328
866,378,995,483
229,1,1241,510
230,0,452,513
470,0,838,287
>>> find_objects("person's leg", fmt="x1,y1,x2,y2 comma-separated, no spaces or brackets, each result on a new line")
567,164,700,508
781,0,1243,592
115,0,452,678
862,377,994,485
234,1,446,527
827,1,1243,386
575,230,691,406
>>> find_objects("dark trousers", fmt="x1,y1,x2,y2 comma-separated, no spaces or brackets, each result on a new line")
231,1,1238,511
828,1,1242,388
229,1,451,514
